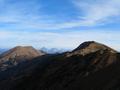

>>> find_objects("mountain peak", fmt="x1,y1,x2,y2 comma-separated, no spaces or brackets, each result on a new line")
0,46,45,71
3,46,44,57
74,41,98,50
69,41,117,56
13,46,35,50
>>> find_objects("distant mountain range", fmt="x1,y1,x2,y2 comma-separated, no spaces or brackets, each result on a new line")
40,47,69,54
0,49,7,54
0,41,120,90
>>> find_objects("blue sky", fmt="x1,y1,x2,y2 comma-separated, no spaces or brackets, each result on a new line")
0,0,120,50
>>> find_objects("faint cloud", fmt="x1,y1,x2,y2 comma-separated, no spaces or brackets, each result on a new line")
72,0,120,26
0,30,120,50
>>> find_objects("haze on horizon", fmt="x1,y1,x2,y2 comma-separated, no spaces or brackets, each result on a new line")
0,0,120,51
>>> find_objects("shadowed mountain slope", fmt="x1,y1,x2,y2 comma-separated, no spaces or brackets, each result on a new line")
0,41,120,90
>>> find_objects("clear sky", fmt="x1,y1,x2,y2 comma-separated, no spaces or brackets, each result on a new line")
0,0,120,50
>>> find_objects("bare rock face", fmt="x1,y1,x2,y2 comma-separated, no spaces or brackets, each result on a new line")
0,46,45,71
